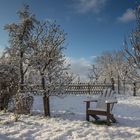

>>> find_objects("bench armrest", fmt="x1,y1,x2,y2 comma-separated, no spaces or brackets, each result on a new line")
84,99,98,103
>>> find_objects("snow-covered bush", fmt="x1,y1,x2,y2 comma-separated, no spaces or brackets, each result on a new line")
0,64,19,110
13,92,33,114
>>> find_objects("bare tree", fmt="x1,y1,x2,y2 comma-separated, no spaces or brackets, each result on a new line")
30,21,73,116
93,50,135,86
95,52,114,83
124,6,140,79
88,64,101,83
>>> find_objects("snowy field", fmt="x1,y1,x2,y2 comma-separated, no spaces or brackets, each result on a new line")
0,94,140,140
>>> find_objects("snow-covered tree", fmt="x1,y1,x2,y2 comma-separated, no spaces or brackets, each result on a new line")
92,51,136,84
124,6,140,80
30,21,73,116
2,5,73,116
88,64,101,83
4,5,36,90
95,52,114,83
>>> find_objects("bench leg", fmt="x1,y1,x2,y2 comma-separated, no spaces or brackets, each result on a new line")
107,103,111,125
86,113,90,121
107,115,111,125
86,102,90,121
90,114,100,120
110,114,116,123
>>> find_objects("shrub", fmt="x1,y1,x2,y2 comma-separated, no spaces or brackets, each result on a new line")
13,92,33,114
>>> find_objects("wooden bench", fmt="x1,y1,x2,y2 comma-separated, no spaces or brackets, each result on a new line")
84,88,117,125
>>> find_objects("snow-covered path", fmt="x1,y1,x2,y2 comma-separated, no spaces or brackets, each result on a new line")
0,95,140,140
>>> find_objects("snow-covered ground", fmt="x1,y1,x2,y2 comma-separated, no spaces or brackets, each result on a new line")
0,95,140,140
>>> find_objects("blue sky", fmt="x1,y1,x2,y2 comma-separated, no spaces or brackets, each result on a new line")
0,0,139,80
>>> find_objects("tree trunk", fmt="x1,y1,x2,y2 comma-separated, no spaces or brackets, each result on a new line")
41,73,51,116
43,96,50,116
111,78,115,90
123,80,125,94
133,82,136,96
118,75,120,94
20,51,24,90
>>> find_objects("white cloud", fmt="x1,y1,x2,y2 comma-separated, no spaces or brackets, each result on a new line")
75,0,107,14
117,9,136,23
90,55,97,60
66,57,92,82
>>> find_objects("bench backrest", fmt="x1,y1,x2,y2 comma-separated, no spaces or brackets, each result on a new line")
96,88,116,111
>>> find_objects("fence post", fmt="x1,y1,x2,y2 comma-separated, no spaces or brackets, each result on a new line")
111,78,115,90
123,80,126,94
118,75,120,94
88,83,90,94
133,82,136,96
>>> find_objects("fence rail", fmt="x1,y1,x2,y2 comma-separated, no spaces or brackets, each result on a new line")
21,83,113,95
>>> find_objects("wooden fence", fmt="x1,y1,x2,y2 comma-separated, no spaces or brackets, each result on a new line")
124,81,140,96
65,83,113,94
22,83,113,95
